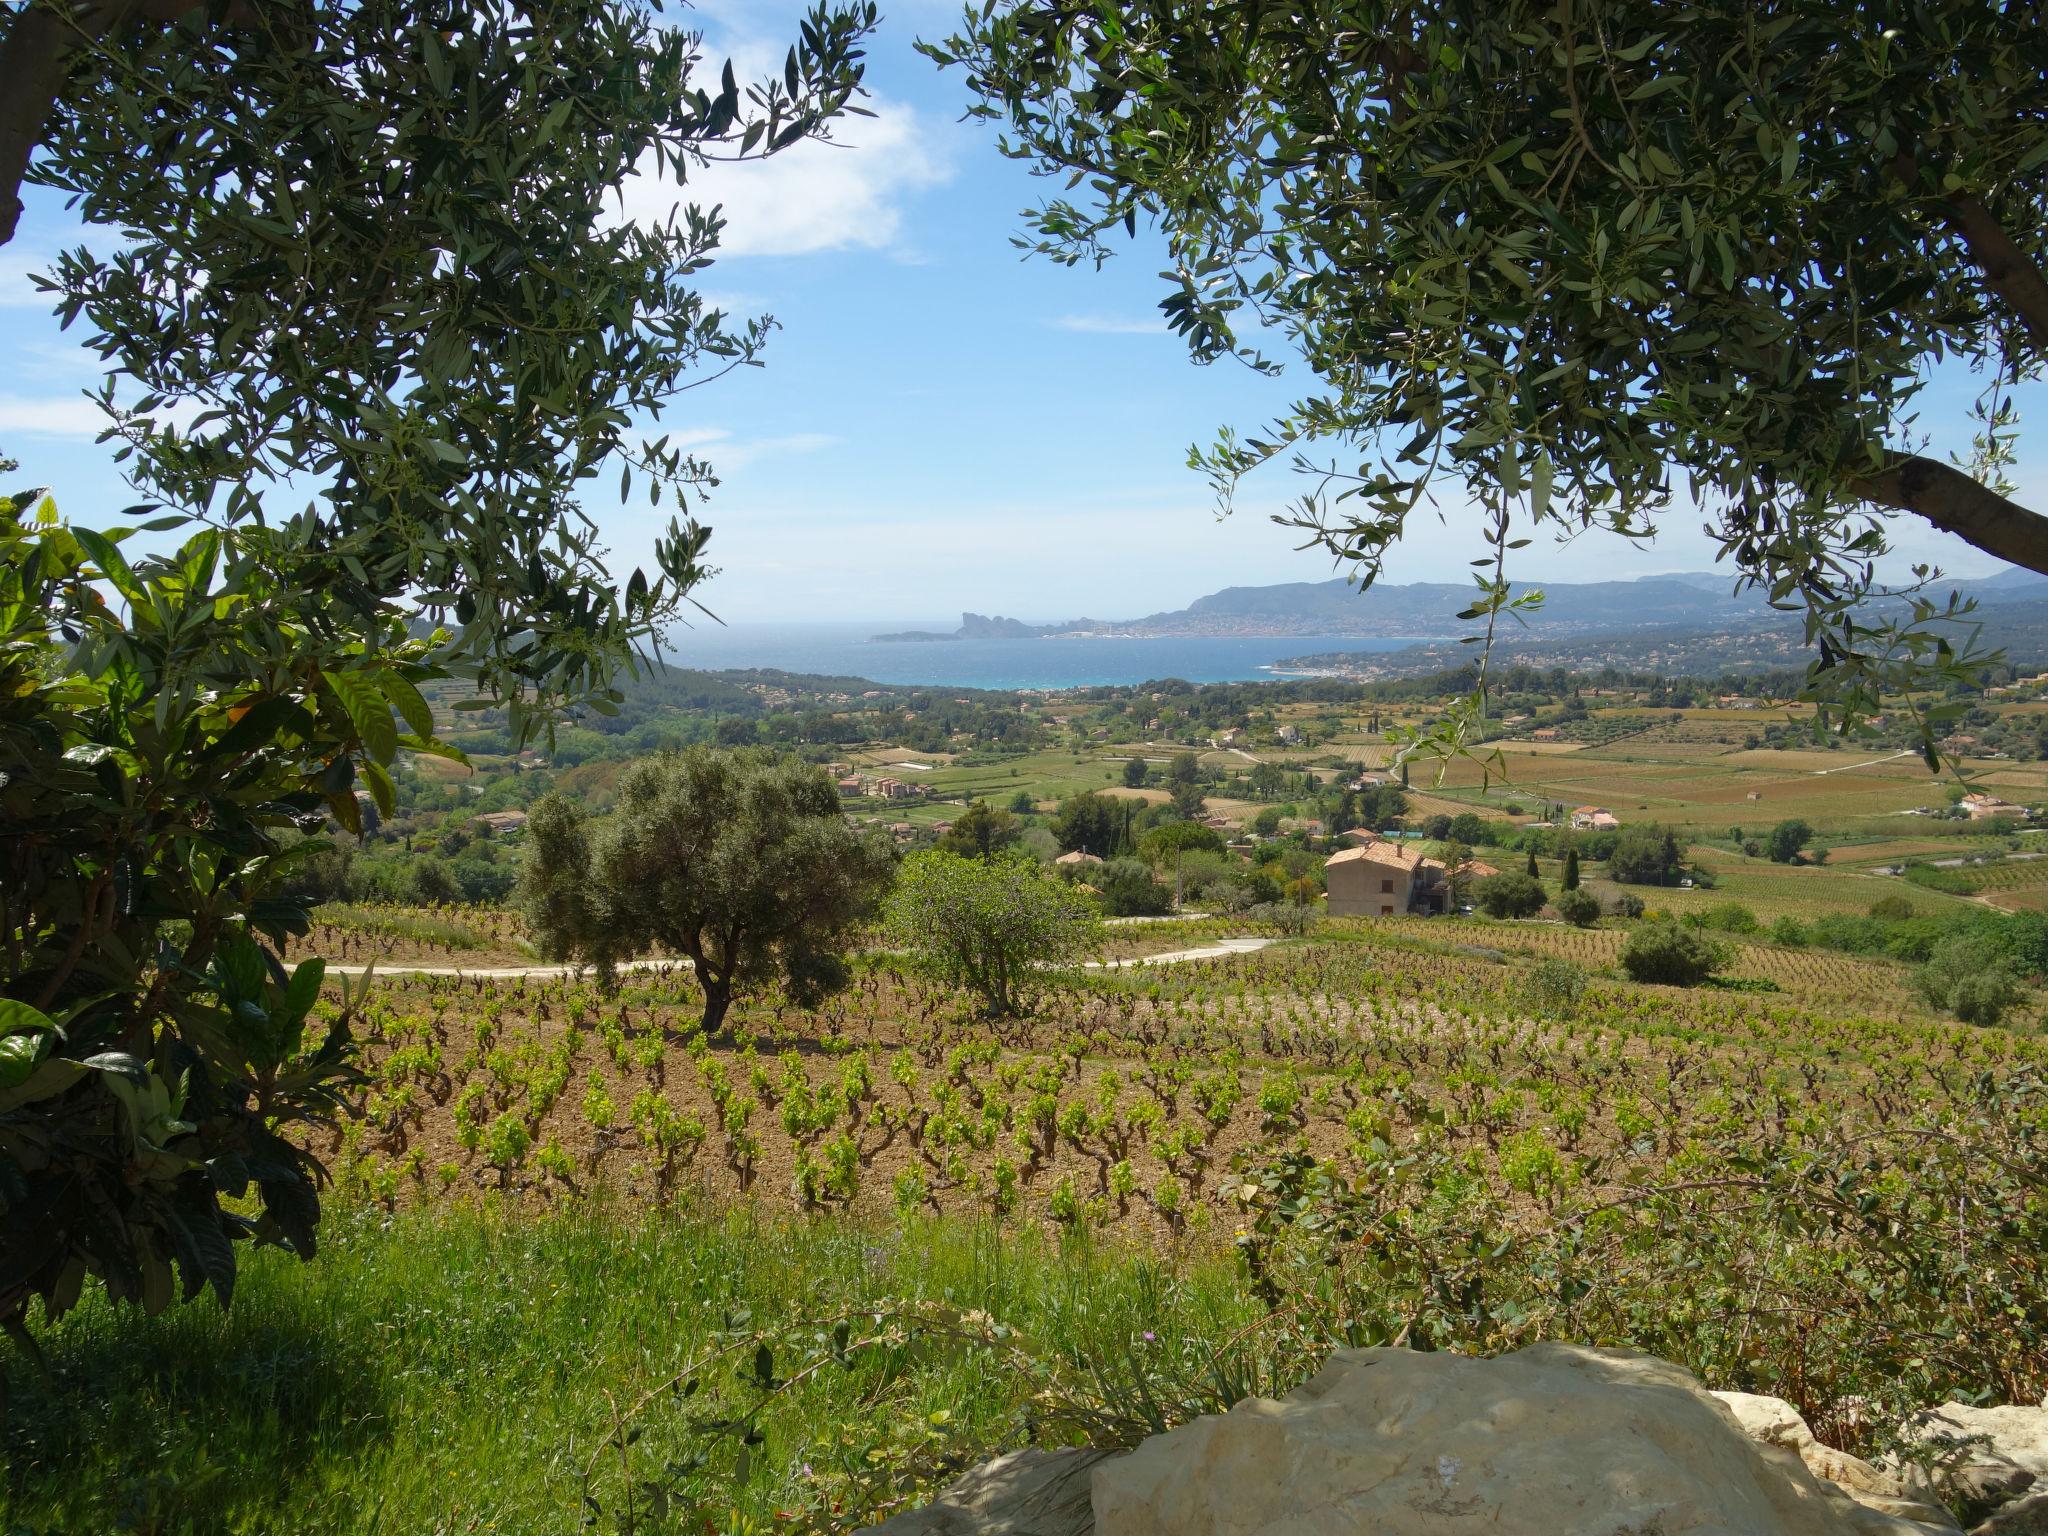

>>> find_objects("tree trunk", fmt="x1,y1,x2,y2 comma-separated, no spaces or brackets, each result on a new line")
698,973,732,1035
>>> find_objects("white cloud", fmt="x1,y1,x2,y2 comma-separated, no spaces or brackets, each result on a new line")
616,96,953,259
0,395,116,437
637,425,841,476
0,251,61,309
0,392,200,438
1052,314,1166,336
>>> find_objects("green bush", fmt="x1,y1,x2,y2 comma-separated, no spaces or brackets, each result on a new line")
1096,858,1173,917
1697,902,1760,934
1768,915,1810,947
1915,935,2026,1026
1475,871,1546,919
1554,887,1602,928
1619,921,1730,987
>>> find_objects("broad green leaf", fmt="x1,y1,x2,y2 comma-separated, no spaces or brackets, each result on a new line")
323,669,399,763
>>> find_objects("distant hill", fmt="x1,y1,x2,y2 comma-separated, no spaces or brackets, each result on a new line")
875,566,2047,643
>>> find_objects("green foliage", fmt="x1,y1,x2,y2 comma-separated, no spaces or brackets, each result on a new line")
1561,849,1581,890
1251,901,1320,937
1553,887,1602,929
1475,871,1546,919
926,0,2034,753
887,851,1100,1015
1914,935,2027,1027
1619,922,1731,987
1095,859,1172,918
1523,956,1589,1013
1050,791,1128,858
1697,903,1762,935
518,749,894,1031
1767,819,1816,864
1608,825,1688,887
0,0,879,1332
936,800,1021,861
1138,822,1224,861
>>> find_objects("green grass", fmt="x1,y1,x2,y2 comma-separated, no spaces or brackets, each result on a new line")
1,1201,1249,1536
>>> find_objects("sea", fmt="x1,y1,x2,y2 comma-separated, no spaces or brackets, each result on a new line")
661,622,1431,692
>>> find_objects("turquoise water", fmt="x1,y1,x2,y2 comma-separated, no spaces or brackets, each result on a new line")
665,623,1431,691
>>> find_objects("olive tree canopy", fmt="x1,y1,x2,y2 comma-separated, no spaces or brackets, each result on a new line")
519,750,896,1033
924,1,2048,751
2,0,876,1331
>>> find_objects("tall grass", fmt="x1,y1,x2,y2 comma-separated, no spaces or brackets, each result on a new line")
0,1200,1251,1535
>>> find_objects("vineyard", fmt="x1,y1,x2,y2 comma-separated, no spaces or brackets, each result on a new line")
303,917,2047,1462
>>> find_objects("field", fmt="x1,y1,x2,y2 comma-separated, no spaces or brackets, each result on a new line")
10,905,2042,1533
1423,739,1951,829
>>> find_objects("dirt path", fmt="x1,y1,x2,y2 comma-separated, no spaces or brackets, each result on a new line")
327,936,1277,980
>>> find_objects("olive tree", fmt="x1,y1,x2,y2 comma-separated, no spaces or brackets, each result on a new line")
926,2,2048,757
888,850,1101,1015
519,750,895,1034
1,0,878,1333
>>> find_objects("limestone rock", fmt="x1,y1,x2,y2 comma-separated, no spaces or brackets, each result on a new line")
857,1447,1105,1536
1897,1404,2046,1527
1714,1389,1817,1452
1910,1405,2048,1484
1708,1389,1961,1532
1092,1341,1942,1536
1972,1489,2048,1534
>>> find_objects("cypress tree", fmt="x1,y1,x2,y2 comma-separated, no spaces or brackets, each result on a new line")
1563,849,1581,889
1525,849,1540,879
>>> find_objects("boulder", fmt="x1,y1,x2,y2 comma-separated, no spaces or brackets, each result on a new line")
1091,1342,1955,1536
1908,1405,2048,1485
1972,1489,2048,1535
856,1447,1104,1536
1896,1404,2048,1528
1710,1389,1962,1533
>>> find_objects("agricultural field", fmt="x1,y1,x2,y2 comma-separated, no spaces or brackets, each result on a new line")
315,913,2028,1251
1422,739,1949,830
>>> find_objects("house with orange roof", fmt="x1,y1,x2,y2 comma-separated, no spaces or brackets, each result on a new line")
1326,838,1451,917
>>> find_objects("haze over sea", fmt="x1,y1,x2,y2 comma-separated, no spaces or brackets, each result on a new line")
662,622,1430,691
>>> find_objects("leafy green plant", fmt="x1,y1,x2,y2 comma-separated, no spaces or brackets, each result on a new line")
1619,922,1731,988
1,0,880,1334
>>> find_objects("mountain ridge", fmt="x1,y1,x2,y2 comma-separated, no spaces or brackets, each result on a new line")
871,567,2043,643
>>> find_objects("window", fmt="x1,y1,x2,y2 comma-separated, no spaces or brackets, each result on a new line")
1380,878,1394,892
1380,904,1393,915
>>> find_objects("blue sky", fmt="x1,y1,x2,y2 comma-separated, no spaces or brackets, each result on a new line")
0,0,2039,625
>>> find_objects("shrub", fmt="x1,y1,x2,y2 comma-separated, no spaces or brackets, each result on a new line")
1475,871,1546,919
1554,887,1602,928
1768,915,1810,947
1525,956,1589,1013
1096,858,1173,917
1915,935,2026,1026
1868,895,1919,921
1608,891,1646,920
1619,921,1730,987
1697,902,1760,934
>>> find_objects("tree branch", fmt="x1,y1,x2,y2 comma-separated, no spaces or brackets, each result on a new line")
0,0,148,247
1935,191,2048,352
1851,453,2048,577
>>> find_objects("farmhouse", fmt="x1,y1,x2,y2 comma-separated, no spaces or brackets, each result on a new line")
1325,838,1450,917
1055,850,1104,867
1961,791,2021,821
474,810,528,835
1571,806,1620,831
